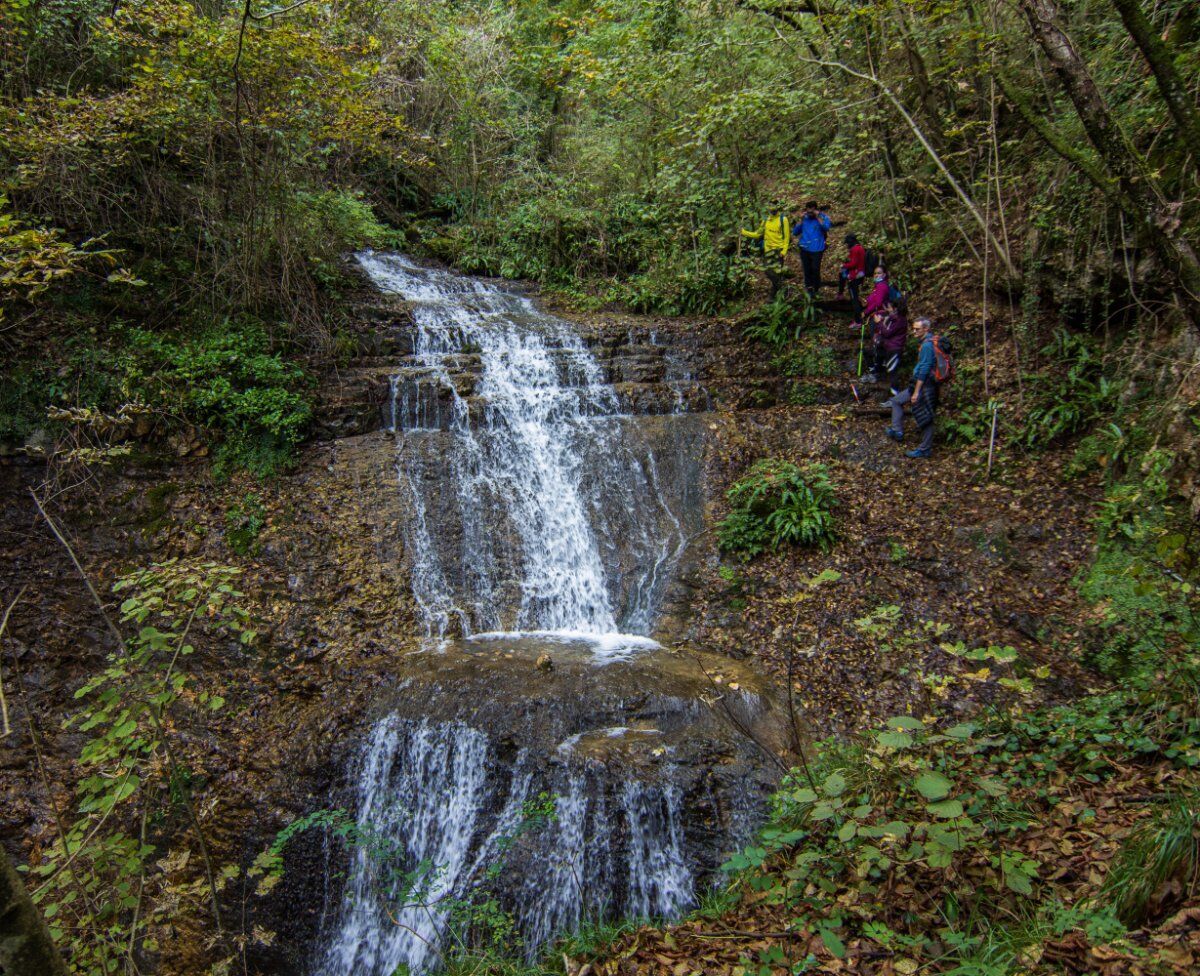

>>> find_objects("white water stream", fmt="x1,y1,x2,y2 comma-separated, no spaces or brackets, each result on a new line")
358,251,691,652
316,717,694,975
314,254,741,975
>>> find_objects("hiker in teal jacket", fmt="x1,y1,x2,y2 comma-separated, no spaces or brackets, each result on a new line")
884,317,938,459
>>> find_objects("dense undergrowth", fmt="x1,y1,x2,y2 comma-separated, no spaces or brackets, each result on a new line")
0,0,403,474
5,0,1200,480
697,463,1200,975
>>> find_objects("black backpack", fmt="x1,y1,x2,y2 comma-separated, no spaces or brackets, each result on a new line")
863,249,881,277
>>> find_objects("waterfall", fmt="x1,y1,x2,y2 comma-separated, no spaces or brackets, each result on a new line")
316,717,697,975
357,251,693,646
313,254,763,976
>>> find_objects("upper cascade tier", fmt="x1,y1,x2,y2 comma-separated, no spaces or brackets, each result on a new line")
356,252,707,643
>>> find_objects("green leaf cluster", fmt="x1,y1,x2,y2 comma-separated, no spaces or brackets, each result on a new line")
717,458,838,559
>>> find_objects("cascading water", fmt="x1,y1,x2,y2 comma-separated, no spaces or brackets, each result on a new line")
357,250,695,647
314,254,776,975
317,715,698,975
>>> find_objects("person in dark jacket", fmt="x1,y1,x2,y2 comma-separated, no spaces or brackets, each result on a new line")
795,200,832,297
862,300,907,388
883,316,938,458
838,233,867,321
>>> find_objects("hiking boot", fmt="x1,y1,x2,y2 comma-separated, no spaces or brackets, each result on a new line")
885,427,904,442
905,448,932,459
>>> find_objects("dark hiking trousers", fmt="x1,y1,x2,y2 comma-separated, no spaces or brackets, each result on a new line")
763,252,786,297
871,345,900,387
800,248,824,296
848,275,863,320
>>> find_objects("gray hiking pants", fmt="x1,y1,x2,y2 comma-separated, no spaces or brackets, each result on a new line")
888,388,936,452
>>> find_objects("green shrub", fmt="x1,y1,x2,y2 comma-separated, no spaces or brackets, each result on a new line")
287,190,389,287
725,715,1042,964
787,382,821,405
225,493,267,556
941,399,996,447
1022,331,1120,450
717,459,837,558
623,249,751,316
0,339,136,444
127,319,313,478
772,335,836,378
423,170,754,316
1065,421,1148,482
1078,450,1196,677
743,293,818,348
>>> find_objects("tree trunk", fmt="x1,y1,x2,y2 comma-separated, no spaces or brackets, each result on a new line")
0,848,67,976
994,71,1116,201
1018,0,1200,313
1108,0,1200,170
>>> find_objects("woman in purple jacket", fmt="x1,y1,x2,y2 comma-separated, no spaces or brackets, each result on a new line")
863,301,908,389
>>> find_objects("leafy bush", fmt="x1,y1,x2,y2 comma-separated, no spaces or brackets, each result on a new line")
0,338,140,445
34,560,253,974
127,319,313,478
717,459,837,558
431,175,754,316
1021,331,1120,450
1078,450,1196,677
286,190,389,287
941,399,997,447
743,293,818,347
1065,421,1148,482
725,715,1041,963
622,249,751,316
787,382,822,405
225,493,267,556
722,650,1200,971
772,335,837,378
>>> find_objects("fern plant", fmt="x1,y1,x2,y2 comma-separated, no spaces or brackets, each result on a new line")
743,292,818,347
717,458,837,558
1022,331,1119,449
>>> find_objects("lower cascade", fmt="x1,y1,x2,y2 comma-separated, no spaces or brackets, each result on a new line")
314,254,783,974
317,716,693,975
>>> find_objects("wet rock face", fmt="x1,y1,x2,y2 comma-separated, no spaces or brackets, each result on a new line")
305,640,786,975
345,252,715,642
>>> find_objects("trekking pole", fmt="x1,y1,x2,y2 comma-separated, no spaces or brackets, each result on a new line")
986,400,1000,480
856,321,866,377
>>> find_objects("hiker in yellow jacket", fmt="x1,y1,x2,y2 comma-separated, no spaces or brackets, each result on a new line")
741,206,793,297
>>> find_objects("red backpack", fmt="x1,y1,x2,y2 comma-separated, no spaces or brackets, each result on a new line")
931,334,954,384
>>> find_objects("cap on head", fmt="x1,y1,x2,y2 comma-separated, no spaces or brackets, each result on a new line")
844,233,857,245
806,200,819,210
